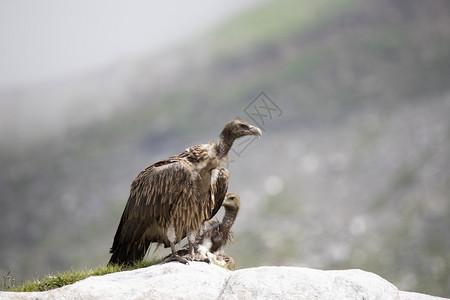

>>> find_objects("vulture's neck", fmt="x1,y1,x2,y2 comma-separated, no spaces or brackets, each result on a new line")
218,208,237,238
216,135,234,159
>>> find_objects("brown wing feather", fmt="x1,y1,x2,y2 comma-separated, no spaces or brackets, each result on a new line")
207,167,229,220
108,158,195,265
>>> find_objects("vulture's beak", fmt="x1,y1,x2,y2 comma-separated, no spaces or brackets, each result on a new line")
249,125,263,137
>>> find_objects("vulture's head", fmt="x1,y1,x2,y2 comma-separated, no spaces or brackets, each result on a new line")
223,193,241,212
220,120,262,141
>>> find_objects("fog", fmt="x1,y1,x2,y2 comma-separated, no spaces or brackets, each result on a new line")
0,0,262,89
0,0,263,146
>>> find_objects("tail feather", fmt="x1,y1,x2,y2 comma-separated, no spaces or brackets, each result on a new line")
107,218,151,266
108,235,150,266
108,242,148,266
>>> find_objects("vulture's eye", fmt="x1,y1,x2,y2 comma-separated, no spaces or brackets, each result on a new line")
239,124,249,129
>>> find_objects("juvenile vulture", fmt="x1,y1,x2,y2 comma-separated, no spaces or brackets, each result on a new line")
172,193,241,264
197,193,241,257
108,120,261,265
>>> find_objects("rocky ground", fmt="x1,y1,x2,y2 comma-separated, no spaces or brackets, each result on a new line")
1,263,448,300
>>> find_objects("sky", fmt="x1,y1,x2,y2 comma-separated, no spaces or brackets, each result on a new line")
0,0,262,90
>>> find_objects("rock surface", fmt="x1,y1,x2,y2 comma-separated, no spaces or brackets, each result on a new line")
0,263,447,300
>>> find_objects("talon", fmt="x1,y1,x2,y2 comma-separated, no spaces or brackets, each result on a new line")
164,254,190,264
190,254,210,264
203,257,211,264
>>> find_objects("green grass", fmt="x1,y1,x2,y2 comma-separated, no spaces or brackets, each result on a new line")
3,258,163,293
2,257,237,293
202,0,359,55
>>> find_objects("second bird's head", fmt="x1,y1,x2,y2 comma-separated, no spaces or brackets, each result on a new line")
223,193,241,212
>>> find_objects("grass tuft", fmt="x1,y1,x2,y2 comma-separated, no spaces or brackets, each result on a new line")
4,257,164,292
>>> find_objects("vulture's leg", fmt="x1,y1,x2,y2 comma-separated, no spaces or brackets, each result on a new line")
164,225,189,264
164,241,189,264
188,231,210,264
187,231,195,260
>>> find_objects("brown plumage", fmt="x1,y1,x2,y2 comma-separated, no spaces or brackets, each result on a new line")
197,193,241,255
170,193,241,267
108,120,261,265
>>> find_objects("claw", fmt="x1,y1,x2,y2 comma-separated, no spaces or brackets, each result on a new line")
199,257,211,264
164,254,190,265
191,253,211,264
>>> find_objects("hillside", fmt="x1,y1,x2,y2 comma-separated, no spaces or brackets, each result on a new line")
1,0,450,296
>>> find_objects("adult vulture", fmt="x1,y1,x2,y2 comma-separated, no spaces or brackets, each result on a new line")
108,120,261,265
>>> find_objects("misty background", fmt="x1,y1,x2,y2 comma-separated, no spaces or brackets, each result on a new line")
1,0,449,297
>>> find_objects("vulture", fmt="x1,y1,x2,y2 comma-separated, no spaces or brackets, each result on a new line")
172,193,241,265
108,120,261,265
197,193,241,257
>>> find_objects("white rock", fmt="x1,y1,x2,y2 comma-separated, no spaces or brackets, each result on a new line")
0,263,447,300
218,267,399,300
0,262,229,300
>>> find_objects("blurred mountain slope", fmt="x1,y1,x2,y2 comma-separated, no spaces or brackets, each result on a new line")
1,0,450,296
